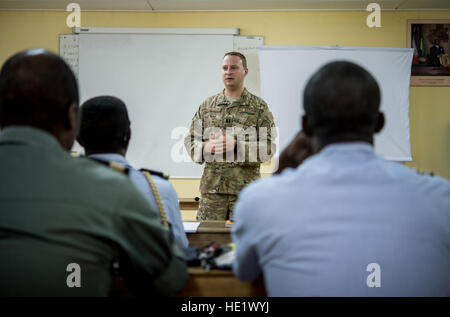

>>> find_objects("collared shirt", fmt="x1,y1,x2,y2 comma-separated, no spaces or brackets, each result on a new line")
0,126,188,296
232,142,450,296
89,153,188,250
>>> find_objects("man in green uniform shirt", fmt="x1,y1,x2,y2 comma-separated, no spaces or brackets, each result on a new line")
184,52,276,220
0,49,188,296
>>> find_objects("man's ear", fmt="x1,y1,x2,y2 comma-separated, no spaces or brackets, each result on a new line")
302,115,312,137
374,112,385,134
59,103,79,151
124,129,131,149
64,103,78,131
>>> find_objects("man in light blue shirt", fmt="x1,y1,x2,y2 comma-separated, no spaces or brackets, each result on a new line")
232,61,450,296
77,96,188,250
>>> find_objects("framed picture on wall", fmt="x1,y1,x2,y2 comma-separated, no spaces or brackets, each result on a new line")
407,19,450,86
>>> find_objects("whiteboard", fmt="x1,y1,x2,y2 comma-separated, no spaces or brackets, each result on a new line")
259,46,413,161
60,32,264,177
59,34,78,77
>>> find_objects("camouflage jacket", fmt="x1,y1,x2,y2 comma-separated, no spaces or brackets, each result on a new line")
184,88,276,195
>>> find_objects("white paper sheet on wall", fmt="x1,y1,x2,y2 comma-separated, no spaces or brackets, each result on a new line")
259,46,414,161
183,222,200,233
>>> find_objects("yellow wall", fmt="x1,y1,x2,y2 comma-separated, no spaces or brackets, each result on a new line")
1,10,449,201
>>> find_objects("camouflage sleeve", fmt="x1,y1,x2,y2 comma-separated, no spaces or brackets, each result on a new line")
184,105,205,164
237,101,277,163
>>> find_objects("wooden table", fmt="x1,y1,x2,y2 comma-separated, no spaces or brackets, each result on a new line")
179,197,200,210
186,220,232,248
176,267,266,297
111,220,266,297
111,267,266,297
181,221,266,296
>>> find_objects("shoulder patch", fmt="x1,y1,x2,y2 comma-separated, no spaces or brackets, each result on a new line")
88,157,130,175
109,161,129,175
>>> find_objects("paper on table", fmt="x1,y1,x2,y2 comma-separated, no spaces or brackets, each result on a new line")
183,221,200,233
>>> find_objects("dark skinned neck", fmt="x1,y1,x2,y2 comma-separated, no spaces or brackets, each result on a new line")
85,148,126,156
312,134,373,154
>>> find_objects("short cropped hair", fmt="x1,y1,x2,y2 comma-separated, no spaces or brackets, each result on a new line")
77,96,131,153
303,61,381,139
0,49,79,130
224,52,247,68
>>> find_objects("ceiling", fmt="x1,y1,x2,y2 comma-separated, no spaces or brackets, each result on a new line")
0,0,449,11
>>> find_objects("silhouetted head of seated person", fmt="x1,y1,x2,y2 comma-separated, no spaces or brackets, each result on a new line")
302,61,384,150
0,49,79,147
77,96,131,156
274,130,313,175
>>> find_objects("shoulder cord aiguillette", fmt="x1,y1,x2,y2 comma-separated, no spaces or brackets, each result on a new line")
142,171,169,227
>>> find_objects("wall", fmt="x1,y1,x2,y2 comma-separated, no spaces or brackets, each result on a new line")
1,10,449,202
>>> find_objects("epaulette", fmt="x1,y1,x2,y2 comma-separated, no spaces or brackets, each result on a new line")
139,168,169,180
88,157,130,175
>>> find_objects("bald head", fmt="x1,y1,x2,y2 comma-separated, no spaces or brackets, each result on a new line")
0,49,79,149
302,61,384,149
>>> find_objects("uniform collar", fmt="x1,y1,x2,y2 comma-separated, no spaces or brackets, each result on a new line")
0,125,64,151
88,153,131,167
319,142,375,157
219,88,250,107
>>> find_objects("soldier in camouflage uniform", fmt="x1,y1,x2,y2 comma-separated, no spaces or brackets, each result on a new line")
184,52,276,220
